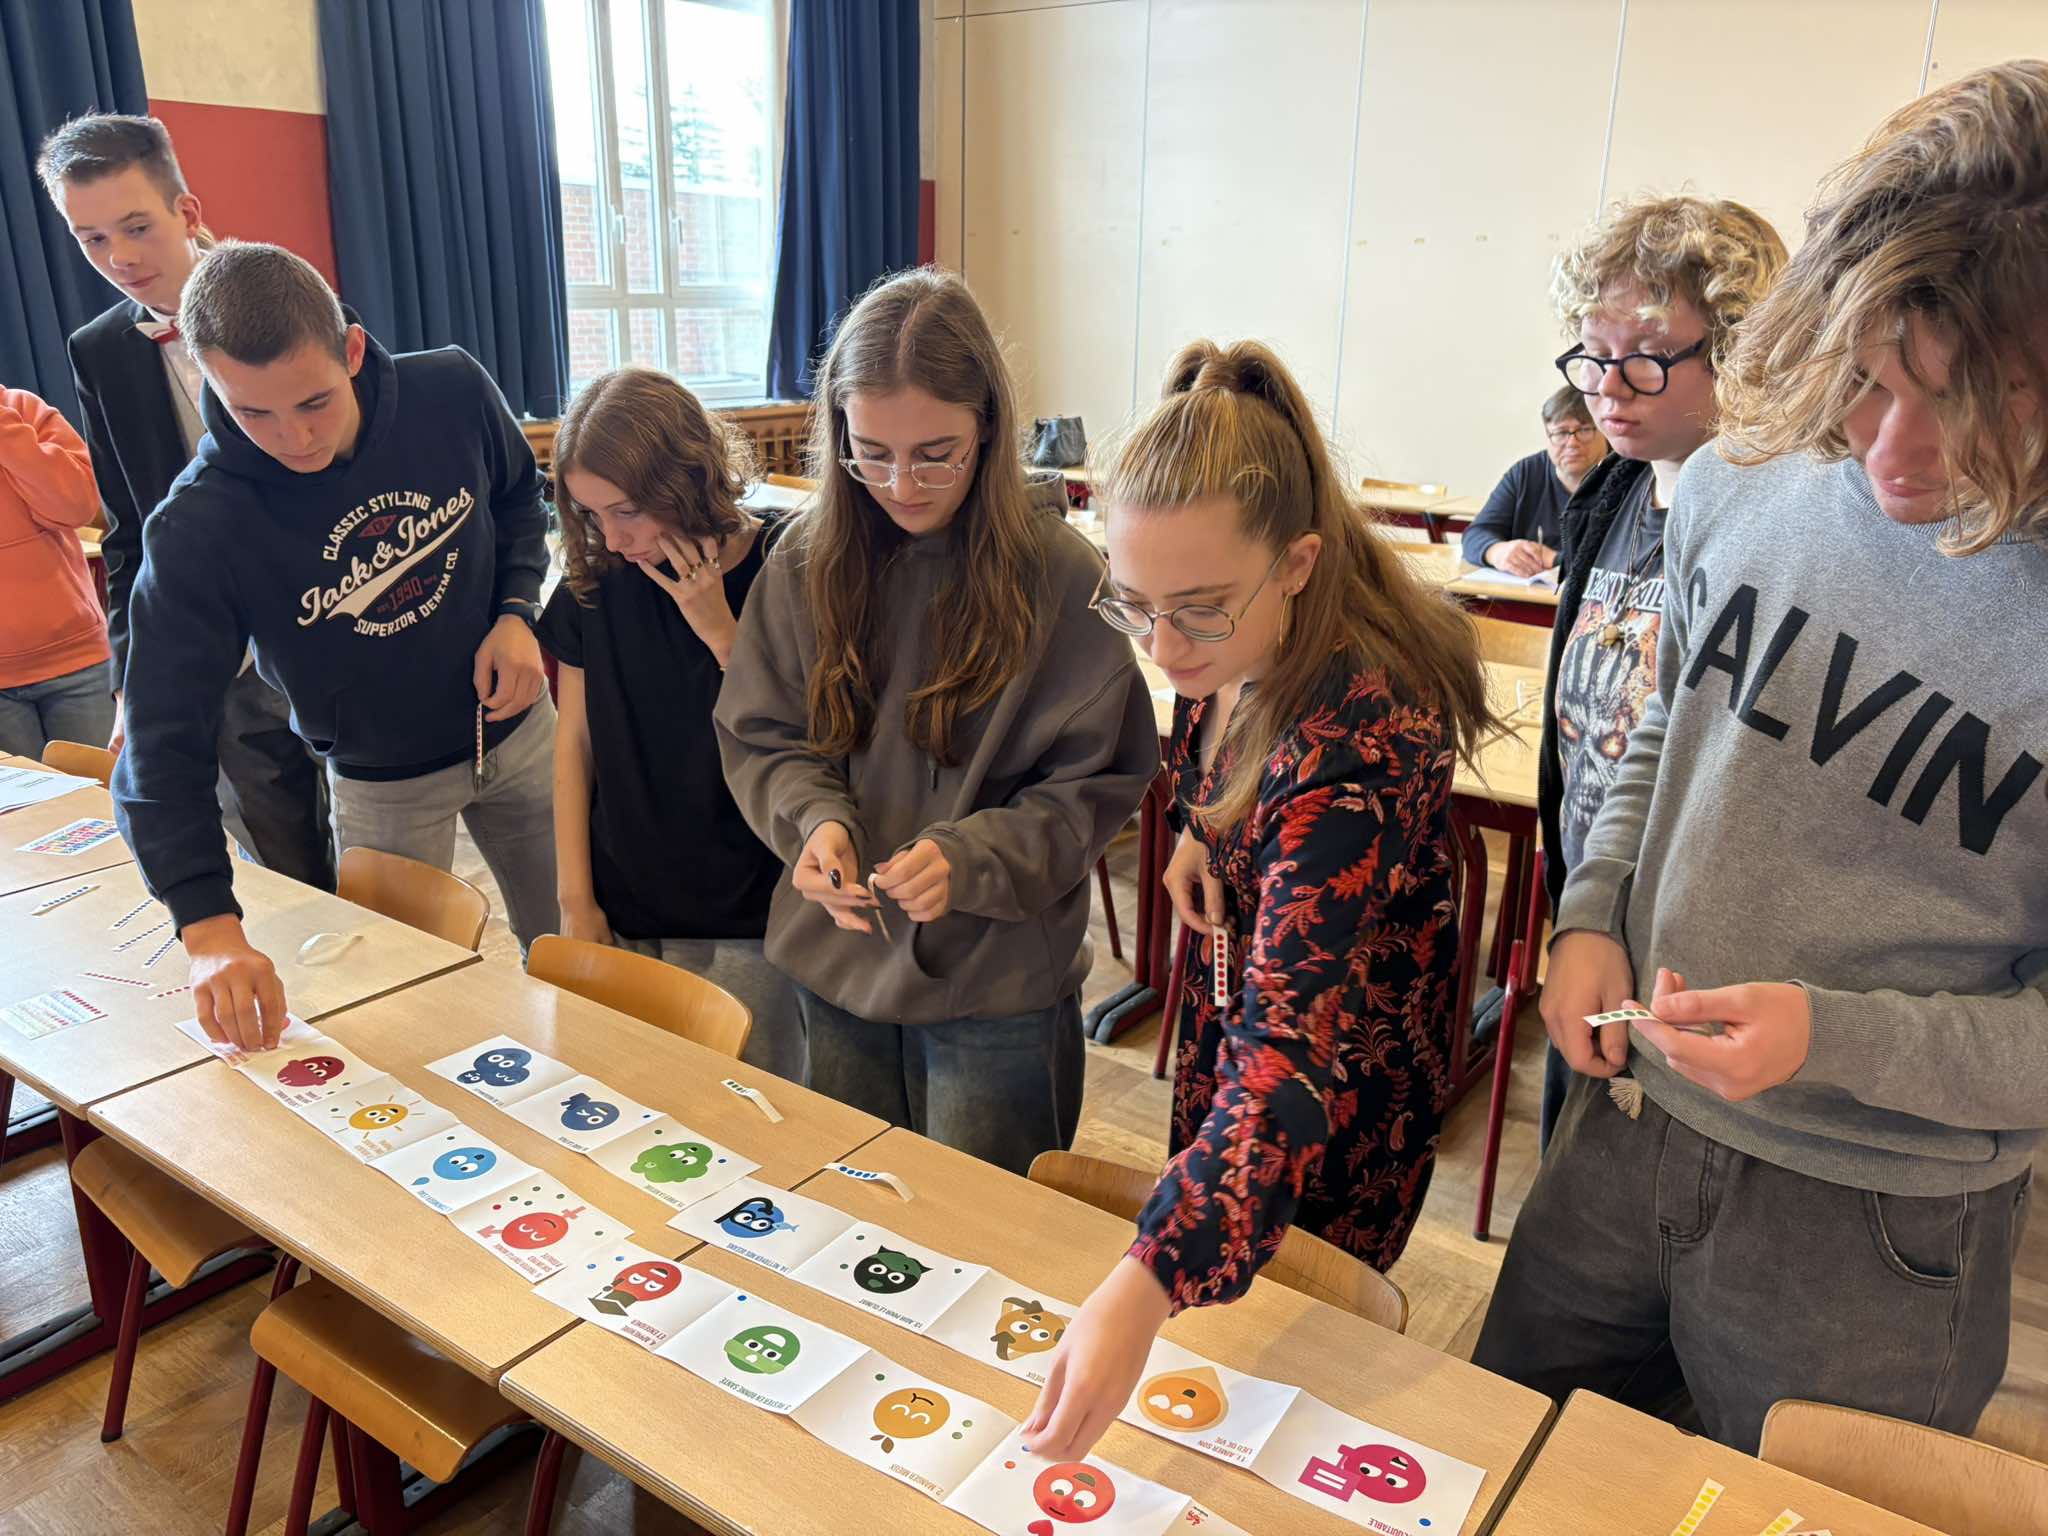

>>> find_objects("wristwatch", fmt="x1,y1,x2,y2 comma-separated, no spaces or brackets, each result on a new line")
497,597,540,627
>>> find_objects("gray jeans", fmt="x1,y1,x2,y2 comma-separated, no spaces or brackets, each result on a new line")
326,697,559,952
219,667,335,893
0,659,115,758
1473,1070,2029,1452
795,987,1085,1177
616,934,805,1082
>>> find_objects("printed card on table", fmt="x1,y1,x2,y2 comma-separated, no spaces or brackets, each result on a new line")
1116,1335,1300,1468
1249,1391,1483,1536
532,1240,728,1350
425,1034,579,1108
941,1430,1192,1536
172,1012,321,1067
923,1270,1077,1389
16,817,122,856
370,1125,534,1214
231,1031,376,1107
1177,1504,1251,1535
588,1117,756,1212
656,1289,868,1416
669,1175,853,1275
789,1223,988,1334
503,1072,659,1153
446,1173,630,1282
288,1073,458,1161
0,987,106,1040
790,1348,1014,1503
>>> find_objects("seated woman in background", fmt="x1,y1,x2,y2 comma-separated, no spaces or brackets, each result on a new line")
541,367,804,1080
1021,339,1496,1460
1459,384,1607,575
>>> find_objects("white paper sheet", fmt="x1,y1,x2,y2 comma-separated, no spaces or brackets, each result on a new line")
787,1223,989,1334
587,1118,757,1212
502,1071,659,1152
287,1073,458,1161
446,1173,631,1281
669,1175,854,1275
657,1288,868,1415
369,1125,534,1213
790,1348,1015,1503
532,1240,727,1350
424,1033,579,1108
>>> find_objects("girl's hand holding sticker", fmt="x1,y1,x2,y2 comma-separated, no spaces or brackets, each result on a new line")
794,821,878,934
1161,827,1224,938
1021,1256,1174,1463
635,532,740,666
1540,929,1636,1079
1633,966,1812,1103
872,838,951,924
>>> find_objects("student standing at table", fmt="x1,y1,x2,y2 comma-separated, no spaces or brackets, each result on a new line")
0,386,113,757
38,114,334,890
1536,193,1787,1149
1477,61,2048,1454
111,242,557,1048
1021,340,1495,1459
541,368,803,1080
1460,385,1607,576
716,268,1157,1175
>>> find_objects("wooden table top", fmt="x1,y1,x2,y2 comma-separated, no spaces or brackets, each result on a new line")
1494,1391,1945,1534
0,859,478,1114
1358,485,1455,516
89,961,886,1379
1398,543,1564,609
503,1125,1551,1534
0,772,134,897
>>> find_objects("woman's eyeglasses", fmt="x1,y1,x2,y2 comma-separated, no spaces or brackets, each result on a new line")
840,453,973,492
1545,423,1601,444
1091,552,1287,643
1556,336,1708,397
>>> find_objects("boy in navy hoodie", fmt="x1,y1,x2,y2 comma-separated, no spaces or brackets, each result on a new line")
113,242,558,1049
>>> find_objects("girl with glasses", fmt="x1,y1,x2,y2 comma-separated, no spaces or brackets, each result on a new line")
715,267,1158,1176
1021,339,1493,1461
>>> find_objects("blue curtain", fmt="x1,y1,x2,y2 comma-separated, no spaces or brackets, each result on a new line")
316,0,569,418
766,0,920,401
0,0,147,421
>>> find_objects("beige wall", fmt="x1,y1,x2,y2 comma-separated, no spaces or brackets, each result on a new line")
933,0,2047,497
134,0,322,113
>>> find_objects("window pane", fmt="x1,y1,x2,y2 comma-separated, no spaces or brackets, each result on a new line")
543,0,610,287
665,1,772,288
672,305,767,393
568,308,620,396
626,308,667,371
611,0,663,295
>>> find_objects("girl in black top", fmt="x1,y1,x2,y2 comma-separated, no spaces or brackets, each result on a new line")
537,367,801,1078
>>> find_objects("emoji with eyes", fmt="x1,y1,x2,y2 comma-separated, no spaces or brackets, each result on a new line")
1138,1365,1228,1433
1031,1462,1116,1524
348,1102,407,1131
717,1195,797,1240
428,1146,497,1181
591,1260,682,1315
868,1386,950,1453
632,1140,714,1184
855,1245,929,1295
1297,1441,1428,1506
992,1297,1068,1360
458,1047,532,1088
277,1054,345,1087
558,1091,619,1132
724,1324,800,1375
482,1207,580,1250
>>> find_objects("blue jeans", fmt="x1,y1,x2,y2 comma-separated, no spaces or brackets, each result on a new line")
0,660,114,758
617,934,805,1083
795,987,1085,1177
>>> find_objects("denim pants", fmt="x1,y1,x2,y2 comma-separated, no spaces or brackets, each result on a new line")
219,667,335,892
1473,1070,2028,1452
0,660,114,757
325,697,559,952
795,987,1085,1177
617,934,805,1083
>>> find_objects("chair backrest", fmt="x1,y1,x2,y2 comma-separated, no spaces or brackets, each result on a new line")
336,846,490,951
526,934,752,1059
1026,1151,1407,1333
41,739,114,788
1760,1398,2048,1532
762,472,818,491
1474,614,1552,670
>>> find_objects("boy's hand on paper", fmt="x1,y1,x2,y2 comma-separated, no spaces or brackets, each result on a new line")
1162,827,1224,936
1635,972,1811,1101
1542,929,1636,1077
793,820,875,933
473,614,547,722
184,913,288,1052
872,839,951,923
1022,1257,1172,1464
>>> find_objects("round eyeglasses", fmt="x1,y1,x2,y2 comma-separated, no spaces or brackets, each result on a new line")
1091,551,1286,644
1556,336,1708,397
841,453,973,492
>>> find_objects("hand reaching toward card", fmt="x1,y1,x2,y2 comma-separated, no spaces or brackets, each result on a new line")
183,913,289,1052
1021,1256,1172,1463
1634,967,1812,1101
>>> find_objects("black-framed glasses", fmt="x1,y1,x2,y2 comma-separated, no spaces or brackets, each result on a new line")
1556,336,1708,397
1090,551,1287,644
1544,423,1601,444
840,452,974,492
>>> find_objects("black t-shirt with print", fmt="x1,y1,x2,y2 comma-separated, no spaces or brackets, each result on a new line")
536,514,784,941
1553,474,1668,871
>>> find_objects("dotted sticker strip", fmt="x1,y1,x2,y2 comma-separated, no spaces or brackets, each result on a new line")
149,984,192,1001
1670,1479,1724,1536
110,897,155,929
112,917,170,952
31,882,98,915
1756,1514,1804,1536
1212,928,1230,1010
79,970,151,988
143,933,180,968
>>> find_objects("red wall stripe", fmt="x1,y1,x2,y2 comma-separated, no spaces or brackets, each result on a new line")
147,98,338,288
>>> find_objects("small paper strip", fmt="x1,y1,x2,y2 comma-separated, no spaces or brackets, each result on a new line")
823,1161,913,1201
722,1077,783,1122
1670,1478,1724,1536
31,882,98,914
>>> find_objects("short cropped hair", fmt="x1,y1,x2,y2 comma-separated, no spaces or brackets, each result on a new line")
180,241,348,365
1540,383,1593,427
36,113,192,209
1553,193,1788,370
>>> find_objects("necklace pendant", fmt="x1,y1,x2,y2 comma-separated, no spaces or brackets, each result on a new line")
1600,622,1625,648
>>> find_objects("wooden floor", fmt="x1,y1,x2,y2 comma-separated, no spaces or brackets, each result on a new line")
0,830,2040,1533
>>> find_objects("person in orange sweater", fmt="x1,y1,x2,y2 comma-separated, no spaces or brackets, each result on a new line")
0,388,112,757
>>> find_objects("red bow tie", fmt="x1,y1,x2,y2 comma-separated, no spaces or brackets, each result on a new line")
148,322,181,346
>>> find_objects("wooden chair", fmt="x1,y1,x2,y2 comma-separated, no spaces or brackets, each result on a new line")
1026,1150,1408,1333
1473,614,1551,672
1359,478,1452,542
526,934,751,1060
1760,1398,2048,1533
227,1275,532,1536
40,738,114,787
336,846,490,951
762,472,817,491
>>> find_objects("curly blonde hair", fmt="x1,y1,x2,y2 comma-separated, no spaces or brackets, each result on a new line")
1718,61,2048,551
555,368,755,600
1553,193,1788,369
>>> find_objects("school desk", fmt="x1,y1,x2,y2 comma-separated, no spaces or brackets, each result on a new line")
86,961,888,1381
1493,1389,1945,1535
1398,543,1564,625
0,769,134,897
501,1125,1554,1536
0,861,481,1403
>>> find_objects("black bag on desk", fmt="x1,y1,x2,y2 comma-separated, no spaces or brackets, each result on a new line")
1028,416,1087,469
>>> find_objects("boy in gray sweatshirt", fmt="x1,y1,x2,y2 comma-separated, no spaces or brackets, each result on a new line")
1474,61,2048,1453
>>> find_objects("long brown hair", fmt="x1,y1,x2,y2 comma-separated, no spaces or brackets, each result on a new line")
1103,340,1495,829
793,267,1043,763
1718,61,2048,552
554,367,754,600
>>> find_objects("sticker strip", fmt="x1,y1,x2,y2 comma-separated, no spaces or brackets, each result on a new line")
822,1162,913,1201
722,1077,783,1123
1212,930,1229,1010
149,984,192,1000
1670,1478,1724,1536
78,970,151,988
112,917,171,952
143,933,180,968
1755,1513,1803,1536
110,897,155,929
31,882,98,914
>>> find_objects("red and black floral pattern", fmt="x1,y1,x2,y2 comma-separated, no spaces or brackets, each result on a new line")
1127,666,1459,1312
